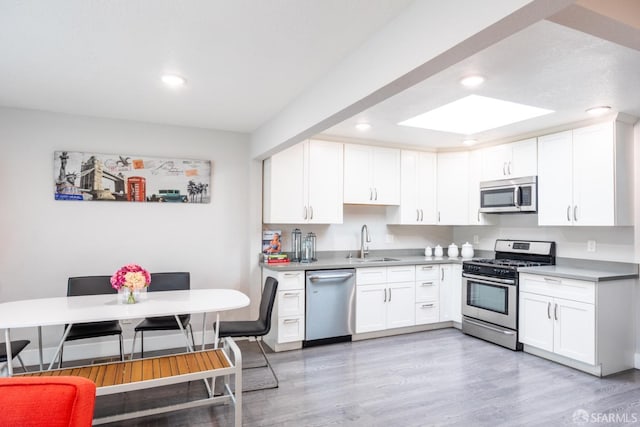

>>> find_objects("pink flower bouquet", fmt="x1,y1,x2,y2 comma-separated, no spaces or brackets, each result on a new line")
111,264,151,303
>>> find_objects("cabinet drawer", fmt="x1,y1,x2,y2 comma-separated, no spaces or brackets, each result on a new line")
415,302,439,325
273,270,304,291
278,289,304,317
387,265,415,283
278,316,305,343
416,264,439,280
520,274,595,304
416,280,439,302
356,267,387,285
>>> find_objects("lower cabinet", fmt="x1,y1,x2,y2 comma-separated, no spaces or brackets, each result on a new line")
355,266,415,333
519,273,634,376
415,264,440,325
438,264,462,323
262,269,305,351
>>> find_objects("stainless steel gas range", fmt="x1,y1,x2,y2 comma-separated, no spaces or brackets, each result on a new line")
461,239,556,350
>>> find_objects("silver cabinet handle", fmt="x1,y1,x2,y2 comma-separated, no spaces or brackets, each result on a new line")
544,277,561,283
369,188,373,200
383,288,387,303
547,302,551,319
303,206,308,220
284,272,301,277
421,282,434,286
420,209,424,222
503,162,507,176
477,209,480,223
464,318,516,335
374,188,378,201
508,161,512,175
421,303,434,308
421,265,434,270
441,269,445,281
554,303,558,321
388,288,391,302
309,206,313,220
573,205,578,222
283,318,298,324
309,273,354,281
416,209,420,222
283,292,300,297
566,206,571,222
438,212,441,222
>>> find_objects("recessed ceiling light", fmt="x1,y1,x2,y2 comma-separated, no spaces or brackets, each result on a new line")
398,95,554,135
462,139,477,146
355,123,371,131
161,74,187,88
460,75,485,87
585,106,612,116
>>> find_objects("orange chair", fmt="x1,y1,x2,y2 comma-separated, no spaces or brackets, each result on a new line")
0,376,96,427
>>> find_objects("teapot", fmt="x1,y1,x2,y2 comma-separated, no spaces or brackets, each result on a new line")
448,243,459,258
461,242,474,259
434,245,443,257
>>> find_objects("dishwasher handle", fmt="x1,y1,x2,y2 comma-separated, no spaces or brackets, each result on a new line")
308,273,354,282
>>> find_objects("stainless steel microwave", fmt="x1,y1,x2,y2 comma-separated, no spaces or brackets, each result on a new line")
479,176,537,213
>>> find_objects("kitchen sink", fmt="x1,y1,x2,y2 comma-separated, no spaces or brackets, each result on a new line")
352,257,400,263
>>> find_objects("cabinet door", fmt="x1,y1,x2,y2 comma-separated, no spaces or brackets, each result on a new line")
450,264,462,323
417,152,437,223
372,147,400,205
307,140,343,224
438,264,452,321
436,151,469,225
553,298,595,364
480,144,512,181
278,316,305,343
355,284,387,333
398,150,421,224
386,282,415,329
263,142,305,223
278,289,304,317
510,138,537,178
572,122,614,226
537,131,573,226
519,292,554,352
343,144,373,204
415,301,439,325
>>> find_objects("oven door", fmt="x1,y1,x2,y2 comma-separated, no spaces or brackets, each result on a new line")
462,273,517,330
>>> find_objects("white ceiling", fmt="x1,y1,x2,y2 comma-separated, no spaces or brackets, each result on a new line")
0,0,412,132
321,19,640,149
1,1,639,151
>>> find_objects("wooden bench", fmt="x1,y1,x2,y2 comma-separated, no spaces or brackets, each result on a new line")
19,337,242,426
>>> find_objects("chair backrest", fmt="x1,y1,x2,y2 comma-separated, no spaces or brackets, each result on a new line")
148,272,190,292
68,276,116,297
258,277,278,335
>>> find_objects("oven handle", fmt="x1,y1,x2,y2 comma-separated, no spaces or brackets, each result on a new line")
462,273,516,286
464,318,517,335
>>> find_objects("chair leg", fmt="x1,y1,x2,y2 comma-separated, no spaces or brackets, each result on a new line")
188,324,195,350
16,355,27,372
140,331,144,358
119,334,124,361
58,344,64,369
253,338,279,390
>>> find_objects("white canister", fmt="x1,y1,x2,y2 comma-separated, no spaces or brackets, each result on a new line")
461,242,474,259
434,245,443,257
448,243,459,258
424,246,432,257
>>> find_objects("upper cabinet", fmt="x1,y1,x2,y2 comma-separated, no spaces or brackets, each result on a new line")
480,138,537,181
344,144,400,205
387,150,437,224
436,151,469,225
537,120,633,226
263,139,343,224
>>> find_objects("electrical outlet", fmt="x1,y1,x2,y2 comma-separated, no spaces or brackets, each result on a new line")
473,235,480,244
587,240,596,252
385,234,394,243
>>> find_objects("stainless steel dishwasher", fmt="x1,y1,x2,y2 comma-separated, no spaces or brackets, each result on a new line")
304,269,356,347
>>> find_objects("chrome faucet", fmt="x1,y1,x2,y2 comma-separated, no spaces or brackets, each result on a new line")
360,224,371,259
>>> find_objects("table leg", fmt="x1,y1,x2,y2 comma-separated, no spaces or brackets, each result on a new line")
48,324,73,370
174,315,194,352
214,313,220,349
38,326,43,371
4,329,12,377
200,313,207,351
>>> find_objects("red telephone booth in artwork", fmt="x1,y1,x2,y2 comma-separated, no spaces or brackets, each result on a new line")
127,176,146,202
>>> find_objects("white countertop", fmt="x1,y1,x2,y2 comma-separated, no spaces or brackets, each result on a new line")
518,265,638,282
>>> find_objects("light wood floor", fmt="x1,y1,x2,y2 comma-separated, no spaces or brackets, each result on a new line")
97,328,640,426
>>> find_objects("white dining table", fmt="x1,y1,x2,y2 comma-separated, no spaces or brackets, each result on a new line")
0,289,250,376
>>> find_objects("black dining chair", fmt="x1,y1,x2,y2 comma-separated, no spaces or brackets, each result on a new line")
131,272,194,358
215,277,279,390
0,340,30,374
60,276,124,367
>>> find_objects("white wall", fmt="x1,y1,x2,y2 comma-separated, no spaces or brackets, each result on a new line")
0,108,255,363
266,205,453,255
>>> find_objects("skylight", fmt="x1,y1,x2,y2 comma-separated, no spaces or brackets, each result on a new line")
398,95,554,135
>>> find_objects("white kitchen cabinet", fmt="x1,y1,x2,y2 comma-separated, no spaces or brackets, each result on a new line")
263,139,343,224
415,264,440,325
263,270,306,351
436,151,469,225
387,150,437,224
355,266,415,333
537,120,633,226
344,144,400,205
480,138,537,181
438,264,462,323
519,272,634,376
